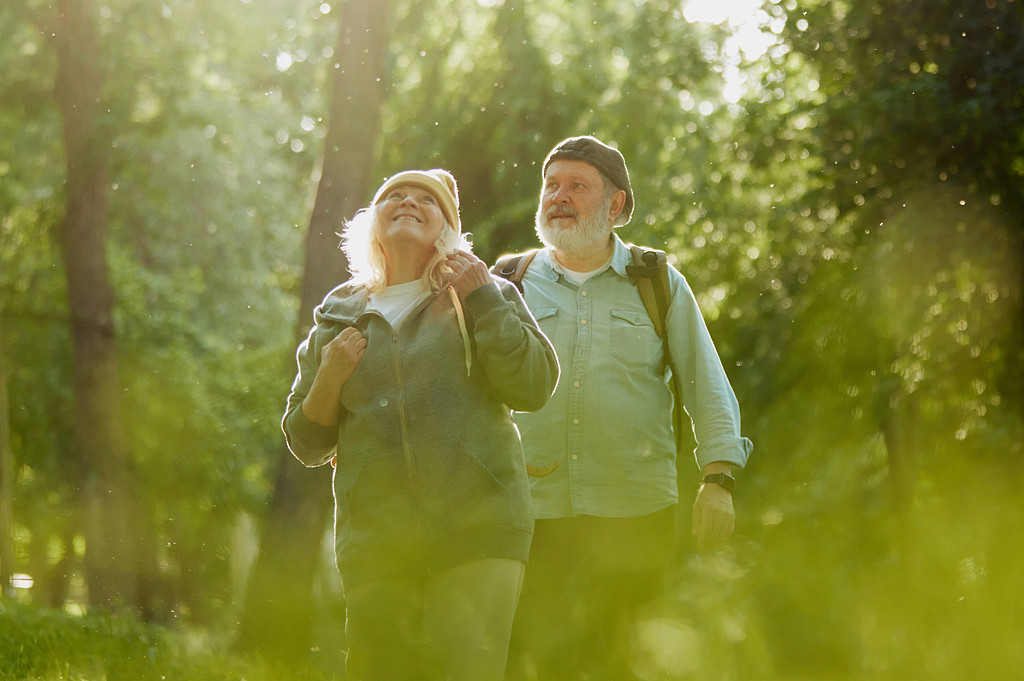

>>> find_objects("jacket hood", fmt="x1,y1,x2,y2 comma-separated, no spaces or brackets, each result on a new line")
314,282,370,325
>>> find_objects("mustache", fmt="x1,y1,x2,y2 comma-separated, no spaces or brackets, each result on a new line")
545,206,578,219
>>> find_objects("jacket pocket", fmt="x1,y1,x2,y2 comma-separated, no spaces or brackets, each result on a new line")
417,439,511,530
338,452,416,550
610,308,657,369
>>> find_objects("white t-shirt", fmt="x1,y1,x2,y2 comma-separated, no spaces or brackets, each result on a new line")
367,280,431,328
558,254,613,286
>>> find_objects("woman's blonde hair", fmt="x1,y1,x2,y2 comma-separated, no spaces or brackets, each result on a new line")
340,203,472,294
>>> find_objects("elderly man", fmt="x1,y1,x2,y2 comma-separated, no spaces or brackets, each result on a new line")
501,136,753,681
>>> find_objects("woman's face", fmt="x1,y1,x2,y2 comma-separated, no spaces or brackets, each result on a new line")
377,184,446,254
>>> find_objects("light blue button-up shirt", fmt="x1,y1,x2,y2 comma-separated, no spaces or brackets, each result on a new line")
513,234,753,519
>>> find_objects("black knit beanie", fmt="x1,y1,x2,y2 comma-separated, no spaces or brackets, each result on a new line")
543,135,634,224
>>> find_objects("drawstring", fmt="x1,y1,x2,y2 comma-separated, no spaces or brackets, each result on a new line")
447,286,472,376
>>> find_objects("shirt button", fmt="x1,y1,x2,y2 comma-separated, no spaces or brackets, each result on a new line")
581,291,588,297
573,418,580,425
571,454,578,461
573,381,581,388
580,319,587,325
378,397,389,407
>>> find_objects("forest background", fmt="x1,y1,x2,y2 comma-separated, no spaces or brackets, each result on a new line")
1,0,1022,679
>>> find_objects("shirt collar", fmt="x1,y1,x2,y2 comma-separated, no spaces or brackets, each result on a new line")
607,233,634,279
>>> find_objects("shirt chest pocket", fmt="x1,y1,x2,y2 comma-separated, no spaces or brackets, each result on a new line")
528,304,562,343
609,309,657,369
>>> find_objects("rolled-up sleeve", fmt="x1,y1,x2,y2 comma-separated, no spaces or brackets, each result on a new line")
666,272,753,470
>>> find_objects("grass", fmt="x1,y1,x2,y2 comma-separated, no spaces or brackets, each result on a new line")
0,600,336,681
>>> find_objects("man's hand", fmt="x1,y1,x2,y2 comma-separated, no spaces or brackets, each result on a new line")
692,482,734,552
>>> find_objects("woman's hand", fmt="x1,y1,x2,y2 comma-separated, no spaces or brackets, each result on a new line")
301,327,367,426
445,250,494,299
320,326,367,382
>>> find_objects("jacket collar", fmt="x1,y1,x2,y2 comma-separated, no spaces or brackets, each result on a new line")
313,281,448,326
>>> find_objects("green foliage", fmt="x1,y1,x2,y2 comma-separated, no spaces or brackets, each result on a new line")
786,0,1024,215
0,600,333,680
1,0,327,620
723,2,1024,678
375,0,735,262
760,0,1024,478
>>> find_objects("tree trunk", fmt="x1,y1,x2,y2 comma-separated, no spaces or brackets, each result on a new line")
53,0,139,612
238,0,390,660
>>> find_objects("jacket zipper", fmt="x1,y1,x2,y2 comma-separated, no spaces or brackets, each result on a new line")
391,330,427,551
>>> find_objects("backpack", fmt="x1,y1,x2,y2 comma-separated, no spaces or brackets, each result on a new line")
491,246,687,456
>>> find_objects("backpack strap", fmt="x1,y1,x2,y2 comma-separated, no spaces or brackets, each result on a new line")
491,249,539,293
626,245,687,457
625,245,671,340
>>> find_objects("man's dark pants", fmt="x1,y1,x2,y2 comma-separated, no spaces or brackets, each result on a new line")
508,506,677,681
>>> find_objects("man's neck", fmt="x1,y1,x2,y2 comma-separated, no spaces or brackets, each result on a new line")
551,237,615,273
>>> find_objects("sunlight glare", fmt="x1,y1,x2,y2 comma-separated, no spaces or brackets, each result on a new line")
684,0,763,28
684,0,779,103
684,0,774,59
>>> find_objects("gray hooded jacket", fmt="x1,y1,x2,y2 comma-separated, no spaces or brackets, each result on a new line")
283,277,558,589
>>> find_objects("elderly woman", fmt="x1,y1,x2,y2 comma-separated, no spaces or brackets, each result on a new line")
282,169,558,681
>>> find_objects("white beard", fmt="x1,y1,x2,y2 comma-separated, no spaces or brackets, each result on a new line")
534,195,613,257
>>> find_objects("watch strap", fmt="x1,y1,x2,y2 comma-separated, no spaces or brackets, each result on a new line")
702,472,735,493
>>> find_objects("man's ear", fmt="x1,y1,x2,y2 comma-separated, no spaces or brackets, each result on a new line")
608,189,627,222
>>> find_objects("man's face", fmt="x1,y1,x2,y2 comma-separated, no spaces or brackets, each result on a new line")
535,160,616,256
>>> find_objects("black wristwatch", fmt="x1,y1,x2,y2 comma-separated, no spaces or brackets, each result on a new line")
702,473,735,493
